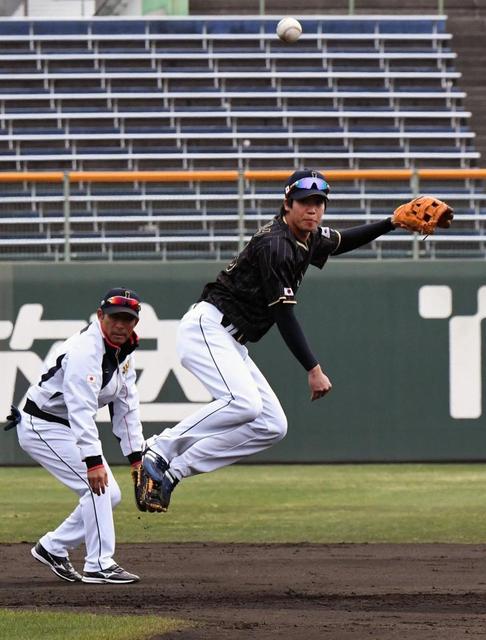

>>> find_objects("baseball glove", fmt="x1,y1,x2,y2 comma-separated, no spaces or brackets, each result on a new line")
392,196,454,235
131,464,164,513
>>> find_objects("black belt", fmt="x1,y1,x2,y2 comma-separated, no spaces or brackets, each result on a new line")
221,314,248,345
24,398,70,428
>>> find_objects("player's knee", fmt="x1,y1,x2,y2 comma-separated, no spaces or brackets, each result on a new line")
233,391,263,424
268,408,288,442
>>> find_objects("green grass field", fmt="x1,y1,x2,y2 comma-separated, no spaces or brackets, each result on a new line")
3,463,486,544
0,610,193,640
4,463,486,639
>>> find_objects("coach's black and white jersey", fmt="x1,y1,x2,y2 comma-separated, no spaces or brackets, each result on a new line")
25,319,143,461
200,215,340,342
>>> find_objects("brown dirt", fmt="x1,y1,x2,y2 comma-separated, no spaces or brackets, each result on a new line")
1,542,486,639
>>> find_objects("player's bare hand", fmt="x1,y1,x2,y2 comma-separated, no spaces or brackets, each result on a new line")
308,364,332,401
87,466,109,495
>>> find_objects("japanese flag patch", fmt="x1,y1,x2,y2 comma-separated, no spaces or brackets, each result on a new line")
284,287,294,296
86,374,97,384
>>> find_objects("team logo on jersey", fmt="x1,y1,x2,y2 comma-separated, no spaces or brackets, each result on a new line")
86,374,97,384
284,287,294,296
255,220,273,237
226,257,238,273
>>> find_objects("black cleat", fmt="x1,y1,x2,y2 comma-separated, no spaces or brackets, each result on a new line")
31,542,82,583
82,563,140,584
142,448,169,481
143,449,179,512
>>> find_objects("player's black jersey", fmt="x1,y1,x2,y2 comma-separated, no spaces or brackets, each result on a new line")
200,215,340,342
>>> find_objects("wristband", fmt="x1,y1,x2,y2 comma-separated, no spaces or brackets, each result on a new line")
87,464,105,472
128,451,142,466
85,454,103,470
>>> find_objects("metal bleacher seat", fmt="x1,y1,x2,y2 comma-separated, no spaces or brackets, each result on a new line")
0,107,477,171
0,14,483,260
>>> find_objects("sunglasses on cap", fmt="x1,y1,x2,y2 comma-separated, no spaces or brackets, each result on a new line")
285,177,330,196
105,296,141,312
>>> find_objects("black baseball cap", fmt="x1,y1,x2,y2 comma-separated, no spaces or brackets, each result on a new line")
284,169,330,201
100,287,141,319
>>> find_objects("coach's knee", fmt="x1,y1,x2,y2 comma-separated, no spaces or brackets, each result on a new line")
110,480,122,508
16,419,31,452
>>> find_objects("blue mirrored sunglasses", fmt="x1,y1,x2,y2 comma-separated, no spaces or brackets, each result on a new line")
285,177,330,196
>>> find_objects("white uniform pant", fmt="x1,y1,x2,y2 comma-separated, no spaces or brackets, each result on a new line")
17,412,121,573
147,301,288,479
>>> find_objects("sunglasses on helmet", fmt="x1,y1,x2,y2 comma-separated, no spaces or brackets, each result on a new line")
104,296,141,312
285,177,330,196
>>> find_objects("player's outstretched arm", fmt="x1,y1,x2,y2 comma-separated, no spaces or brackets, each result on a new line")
332,218,396,255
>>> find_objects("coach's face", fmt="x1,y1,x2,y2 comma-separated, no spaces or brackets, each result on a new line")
97,309,138,346
284,195,326,241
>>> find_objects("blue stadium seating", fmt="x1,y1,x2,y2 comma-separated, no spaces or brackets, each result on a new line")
0,15,482,260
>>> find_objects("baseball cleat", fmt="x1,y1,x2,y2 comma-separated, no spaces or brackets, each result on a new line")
143,449,178,512
157,469,179,511
82,563,140,584
31,542,82,583
142,448,169,481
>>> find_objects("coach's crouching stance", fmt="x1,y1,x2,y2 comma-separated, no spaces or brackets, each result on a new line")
140,169,453,514
15,288,144,584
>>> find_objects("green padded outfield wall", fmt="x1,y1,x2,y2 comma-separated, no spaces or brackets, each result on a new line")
0,261,485,465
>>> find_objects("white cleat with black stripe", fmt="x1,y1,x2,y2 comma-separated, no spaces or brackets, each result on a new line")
82,563,140,584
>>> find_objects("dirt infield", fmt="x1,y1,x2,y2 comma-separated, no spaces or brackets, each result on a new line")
1,543,486,639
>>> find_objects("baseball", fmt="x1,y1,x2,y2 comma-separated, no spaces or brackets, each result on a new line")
276,17,302,43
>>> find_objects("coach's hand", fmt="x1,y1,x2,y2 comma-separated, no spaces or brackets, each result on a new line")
308,364,332,401
87,465,109,495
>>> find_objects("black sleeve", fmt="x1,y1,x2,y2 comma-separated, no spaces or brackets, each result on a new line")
333,218,396,256
127,451,142,466
274,303,319,371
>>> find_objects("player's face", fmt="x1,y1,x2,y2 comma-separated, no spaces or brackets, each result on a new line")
284,195,326,239
97,309,138,346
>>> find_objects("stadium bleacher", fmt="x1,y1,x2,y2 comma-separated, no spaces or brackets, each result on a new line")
0,15,483,260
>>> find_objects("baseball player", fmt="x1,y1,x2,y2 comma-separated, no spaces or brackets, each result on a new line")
140,170,403,511
15,287,144,584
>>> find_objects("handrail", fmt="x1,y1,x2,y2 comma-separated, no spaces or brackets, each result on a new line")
1,167,484,262
1,169,486,183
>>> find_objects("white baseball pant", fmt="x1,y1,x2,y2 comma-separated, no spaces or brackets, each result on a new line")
17,412,120,572
146,301,288,479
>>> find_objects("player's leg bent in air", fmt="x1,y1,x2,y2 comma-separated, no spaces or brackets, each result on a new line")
144,302,287,509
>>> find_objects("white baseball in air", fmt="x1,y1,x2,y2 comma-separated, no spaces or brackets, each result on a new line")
276,17,302,43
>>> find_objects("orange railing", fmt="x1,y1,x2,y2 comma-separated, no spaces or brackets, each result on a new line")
1,169,485,261
0,168,486,182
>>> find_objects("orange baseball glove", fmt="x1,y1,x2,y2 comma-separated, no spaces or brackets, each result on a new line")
392,196,454,235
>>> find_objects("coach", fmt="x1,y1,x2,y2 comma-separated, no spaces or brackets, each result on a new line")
16,287,144,584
